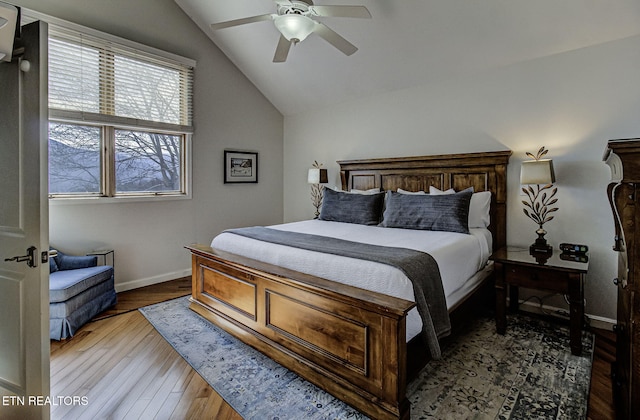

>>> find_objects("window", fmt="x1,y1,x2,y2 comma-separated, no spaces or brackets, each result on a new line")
49,123,101,194
47,25,194,198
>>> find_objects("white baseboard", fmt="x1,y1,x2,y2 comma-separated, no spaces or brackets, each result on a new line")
517,299,616,331
115,268,191,293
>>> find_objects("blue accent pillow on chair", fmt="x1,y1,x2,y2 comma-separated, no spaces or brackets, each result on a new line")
54,250,97,270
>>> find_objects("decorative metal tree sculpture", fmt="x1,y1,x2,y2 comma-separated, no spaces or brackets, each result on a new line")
309,161,327,218
521,147,558,254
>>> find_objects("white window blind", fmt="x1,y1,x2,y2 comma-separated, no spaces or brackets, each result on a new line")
48,26,193,133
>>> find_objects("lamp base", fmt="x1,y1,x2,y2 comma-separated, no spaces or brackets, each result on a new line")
530,243,553,254
530,226,553,254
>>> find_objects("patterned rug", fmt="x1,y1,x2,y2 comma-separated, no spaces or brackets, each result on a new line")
139,296,593,419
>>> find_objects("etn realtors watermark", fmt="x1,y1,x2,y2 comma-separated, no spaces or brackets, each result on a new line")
2,395,88,407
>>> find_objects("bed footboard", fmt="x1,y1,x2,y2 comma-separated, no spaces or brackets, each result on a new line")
186,244,415,420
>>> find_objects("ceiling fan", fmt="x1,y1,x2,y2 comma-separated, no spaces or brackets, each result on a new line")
210,0,371,63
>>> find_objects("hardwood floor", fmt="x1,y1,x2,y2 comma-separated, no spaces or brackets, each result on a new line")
90,276,193,320
50,278,240,420
50,278,616,420
587,327,616,420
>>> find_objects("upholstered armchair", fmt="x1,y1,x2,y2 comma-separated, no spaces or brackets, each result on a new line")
49,249,117,340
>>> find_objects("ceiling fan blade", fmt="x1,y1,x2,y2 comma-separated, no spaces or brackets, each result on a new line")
211,14,273,31
309,5,371,19
313,23,358,56
273,35,292,63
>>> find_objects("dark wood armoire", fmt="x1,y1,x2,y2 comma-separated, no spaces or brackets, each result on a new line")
604,138,640,419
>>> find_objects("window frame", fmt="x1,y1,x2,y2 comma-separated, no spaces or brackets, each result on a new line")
48,120,191,200
49,131,193,205
33,10,195,202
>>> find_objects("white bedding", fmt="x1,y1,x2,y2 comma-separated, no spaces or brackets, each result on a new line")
211,220,492,341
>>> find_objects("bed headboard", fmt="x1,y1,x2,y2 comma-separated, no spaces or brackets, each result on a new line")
337,151,512,251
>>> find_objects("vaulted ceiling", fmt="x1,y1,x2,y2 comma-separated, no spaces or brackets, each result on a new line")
175,0,640,116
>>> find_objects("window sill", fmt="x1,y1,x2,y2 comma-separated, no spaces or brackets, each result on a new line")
48,193,191,205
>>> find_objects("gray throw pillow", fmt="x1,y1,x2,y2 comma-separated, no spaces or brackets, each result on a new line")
319,188,384,225
380,190,472,233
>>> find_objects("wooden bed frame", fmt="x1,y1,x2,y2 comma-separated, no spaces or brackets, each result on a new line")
186,150,511,419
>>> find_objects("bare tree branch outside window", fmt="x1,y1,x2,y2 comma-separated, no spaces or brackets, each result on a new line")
48,123,100,194
115,130,181,192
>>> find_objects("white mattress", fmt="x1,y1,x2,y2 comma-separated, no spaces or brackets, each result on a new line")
211,220,492,341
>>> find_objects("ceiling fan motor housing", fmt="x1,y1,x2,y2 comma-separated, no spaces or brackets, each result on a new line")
276,1,313,16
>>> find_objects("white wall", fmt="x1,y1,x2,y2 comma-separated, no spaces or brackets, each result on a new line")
13,0,284,290
13,0,633,321
284,33,640,322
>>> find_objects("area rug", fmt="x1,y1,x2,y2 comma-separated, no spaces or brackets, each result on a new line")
139,296,593,419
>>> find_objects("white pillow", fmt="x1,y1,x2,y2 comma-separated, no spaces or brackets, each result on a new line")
428,186,491,228
349,188,381,194
428,186,455,195
397,188,426,195
469,191,491,228
329,187,379,194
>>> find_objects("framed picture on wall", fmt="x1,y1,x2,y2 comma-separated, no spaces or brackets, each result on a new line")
224,150,258,183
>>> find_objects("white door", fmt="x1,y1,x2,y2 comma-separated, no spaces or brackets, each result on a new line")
0,21,49,419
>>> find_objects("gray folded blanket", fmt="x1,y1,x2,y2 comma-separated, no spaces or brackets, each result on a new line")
224,226,451,359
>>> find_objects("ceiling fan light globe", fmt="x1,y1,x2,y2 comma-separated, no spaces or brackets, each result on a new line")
274,14,316,42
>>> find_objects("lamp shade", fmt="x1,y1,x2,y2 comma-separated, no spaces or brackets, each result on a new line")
307,168,328,184
520,159,556,184
274,14,316,43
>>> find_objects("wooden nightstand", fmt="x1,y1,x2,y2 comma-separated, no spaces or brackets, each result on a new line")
490,246,589,355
